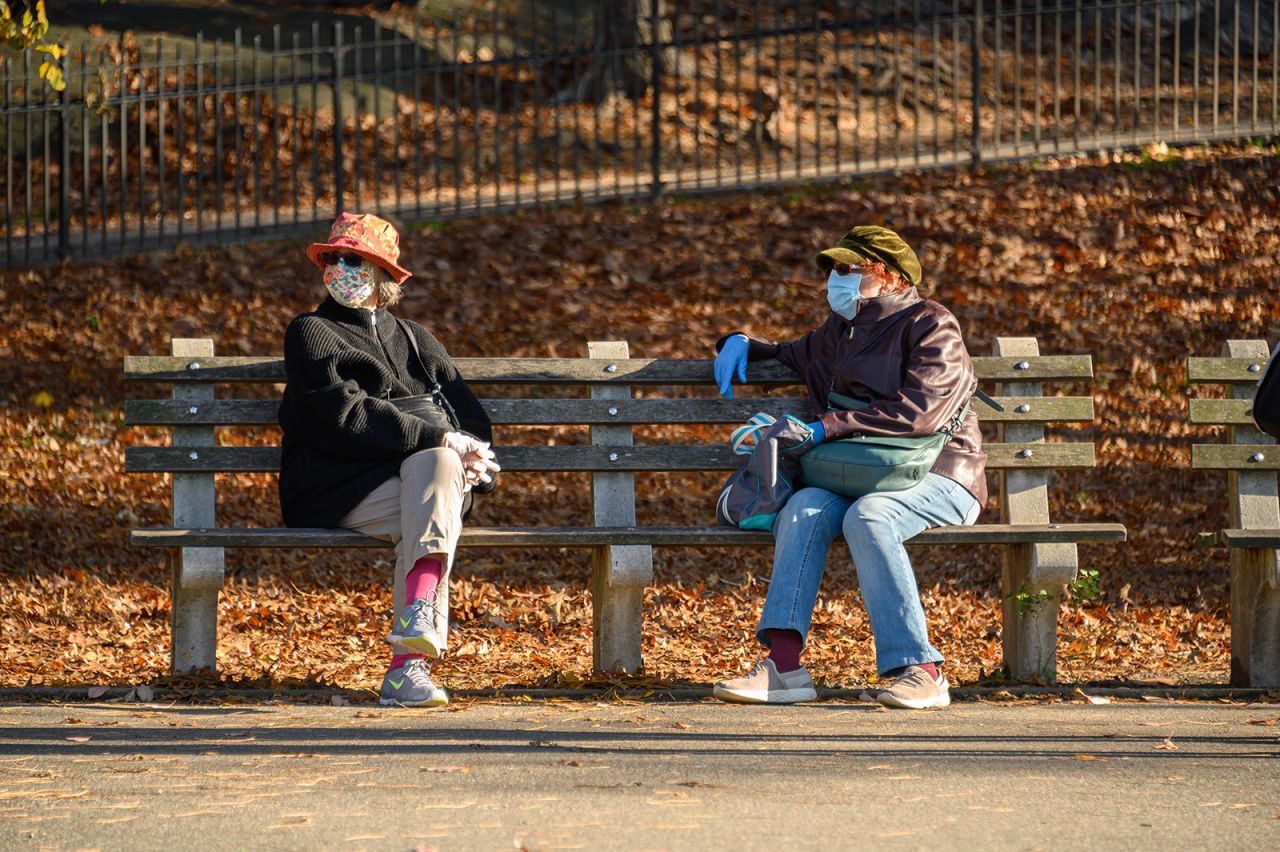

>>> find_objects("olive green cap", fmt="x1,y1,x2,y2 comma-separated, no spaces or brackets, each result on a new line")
815,225,923,289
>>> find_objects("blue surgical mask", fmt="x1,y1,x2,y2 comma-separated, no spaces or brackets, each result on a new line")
826,269,864,320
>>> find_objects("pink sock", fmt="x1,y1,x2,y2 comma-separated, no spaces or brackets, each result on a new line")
405,556,443,604
389,653,422,672
766,629,804,673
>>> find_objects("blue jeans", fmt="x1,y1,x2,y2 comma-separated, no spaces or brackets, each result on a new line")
757,473,981,675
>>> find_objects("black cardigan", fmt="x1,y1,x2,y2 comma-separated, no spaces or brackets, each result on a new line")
278,296,493,528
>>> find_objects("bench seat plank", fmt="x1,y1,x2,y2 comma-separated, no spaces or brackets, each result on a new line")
125,395,1096,427
127,442,1097,473
131,523,1127,549
124,355,1094,385
1198,529,1280,549
1191,445,1280,470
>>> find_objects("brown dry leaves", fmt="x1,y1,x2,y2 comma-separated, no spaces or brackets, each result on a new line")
3,143,1278,691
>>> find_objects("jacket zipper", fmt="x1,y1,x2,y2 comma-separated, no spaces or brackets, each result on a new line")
367,309,401,399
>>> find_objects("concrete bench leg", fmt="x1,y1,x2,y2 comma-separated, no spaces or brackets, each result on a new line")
1001,542,1075,682
591,547,648,673
169,338,224,674
171,547,223,673
587,341,652,674
1231,548,1280,687
1222,341,1280,687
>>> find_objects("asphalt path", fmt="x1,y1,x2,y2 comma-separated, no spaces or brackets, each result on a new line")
2,699,1279,850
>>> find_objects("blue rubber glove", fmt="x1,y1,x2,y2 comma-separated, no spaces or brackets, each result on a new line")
807,420,826,445
714,334,749,399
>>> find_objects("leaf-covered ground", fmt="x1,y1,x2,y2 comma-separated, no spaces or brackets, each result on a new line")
2,142,1277,693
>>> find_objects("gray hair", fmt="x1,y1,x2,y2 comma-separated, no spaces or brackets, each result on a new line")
376,269,402,307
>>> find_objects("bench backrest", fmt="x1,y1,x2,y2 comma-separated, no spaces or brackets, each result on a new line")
1188,340,1280,556
124,335,1099,530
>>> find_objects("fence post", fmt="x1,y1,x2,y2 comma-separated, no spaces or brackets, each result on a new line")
58,81,71,260
971,0,982,169
649,2,663,200
332,22,345,215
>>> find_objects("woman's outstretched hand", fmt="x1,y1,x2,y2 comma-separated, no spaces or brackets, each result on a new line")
714,335,749,399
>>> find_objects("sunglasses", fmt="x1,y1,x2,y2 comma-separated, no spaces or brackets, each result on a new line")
324,252,366,268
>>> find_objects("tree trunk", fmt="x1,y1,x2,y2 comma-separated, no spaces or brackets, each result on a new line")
573,0,676,103
1120,1,1274,58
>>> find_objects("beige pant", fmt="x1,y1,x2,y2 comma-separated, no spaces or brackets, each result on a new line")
338,447,466,649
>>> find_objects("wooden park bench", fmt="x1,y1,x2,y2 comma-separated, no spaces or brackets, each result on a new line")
1189,339,1280,688
124,335,1125,683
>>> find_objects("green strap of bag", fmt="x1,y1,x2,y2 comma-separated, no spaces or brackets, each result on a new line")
797,388,996,499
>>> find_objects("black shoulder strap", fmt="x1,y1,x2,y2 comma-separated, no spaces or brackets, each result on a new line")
394,316,437,388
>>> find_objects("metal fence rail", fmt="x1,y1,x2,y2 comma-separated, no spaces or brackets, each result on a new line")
1,0,1276,267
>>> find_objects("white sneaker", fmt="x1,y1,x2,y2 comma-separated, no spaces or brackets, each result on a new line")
712,659,818,704
876,665,951,710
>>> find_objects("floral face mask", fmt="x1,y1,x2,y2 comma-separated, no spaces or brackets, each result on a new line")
323,254,378,308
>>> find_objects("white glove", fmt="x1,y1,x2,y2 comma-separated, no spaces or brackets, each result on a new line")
442,431,501,488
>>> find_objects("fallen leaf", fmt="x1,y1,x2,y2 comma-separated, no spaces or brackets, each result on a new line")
1073,754,1108,761
1246,717,1279,726
330,695,350,707
1073,688,1111,705
1154,737,1178,751
135,685,154,702
86,686,109,700
64,736,91,743
420,766,471,774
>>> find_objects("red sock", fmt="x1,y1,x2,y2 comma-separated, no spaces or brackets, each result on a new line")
766,629,804,673
389,653,423,672
886,661,941,680
405,556,443,604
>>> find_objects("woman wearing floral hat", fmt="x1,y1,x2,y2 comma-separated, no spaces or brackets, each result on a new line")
278,212,500,707
710,225,986,710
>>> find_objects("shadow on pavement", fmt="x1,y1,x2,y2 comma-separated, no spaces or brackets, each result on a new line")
2,724,1276,761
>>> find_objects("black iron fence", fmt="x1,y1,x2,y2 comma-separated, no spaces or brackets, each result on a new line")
2,1,1277,267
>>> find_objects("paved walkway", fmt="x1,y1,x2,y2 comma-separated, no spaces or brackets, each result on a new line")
2,699,1279,850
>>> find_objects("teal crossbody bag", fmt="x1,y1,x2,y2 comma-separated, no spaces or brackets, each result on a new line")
797,391,974,499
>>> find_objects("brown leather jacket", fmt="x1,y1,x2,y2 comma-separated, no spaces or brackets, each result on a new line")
724,287,988,507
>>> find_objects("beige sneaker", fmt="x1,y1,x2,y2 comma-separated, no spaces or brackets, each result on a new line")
712,659,817,704
876,665,950,710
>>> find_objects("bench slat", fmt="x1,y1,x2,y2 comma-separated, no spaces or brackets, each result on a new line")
1191,445,1280,470
126,442,1096,473
1187,357,1271,384
1197,528,1280,548
1188,398,1254,425
124,355,1094,385
130,522,1127,549
125,395,1095,427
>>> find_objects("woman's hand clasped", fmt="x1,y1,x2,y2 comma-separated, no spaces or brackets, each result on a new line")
442,431,501,490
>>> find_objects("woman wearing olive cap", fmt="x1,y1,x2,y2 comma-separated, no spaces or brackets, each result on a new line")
710,225,986,709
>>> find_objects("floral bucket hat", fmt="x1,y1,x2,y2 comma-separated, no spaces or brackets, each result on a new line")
306,212,412,284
